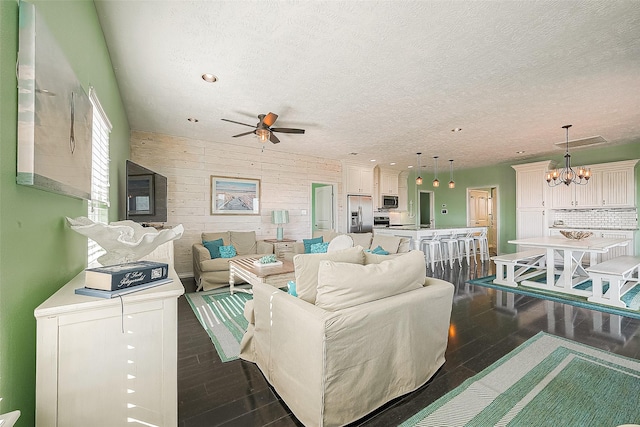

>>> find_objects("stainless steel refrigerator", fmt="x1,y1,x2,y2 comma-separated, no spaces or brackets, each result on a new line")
347,195,373,233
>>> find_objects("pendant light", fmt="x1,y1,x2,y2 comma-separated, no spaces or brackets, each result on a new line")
545,125,591,186
432,156,440,187
415,152,423,185
448,159,455,189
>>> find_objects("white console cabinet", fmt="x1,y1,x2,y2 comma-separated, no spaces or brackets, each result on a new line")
34,267,184,426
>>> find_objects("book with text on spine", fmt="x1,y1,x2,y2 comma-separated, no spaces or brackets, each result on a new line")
85,260,169,291
75,278,173,299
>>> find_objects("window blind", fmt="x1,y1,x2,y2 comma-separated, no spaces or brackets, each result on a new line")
88,87,112,265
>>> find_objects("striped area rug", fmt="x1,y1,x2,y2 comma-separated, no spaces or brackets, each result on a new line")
185,287,252,362
400,332,640,426
468,275,640,320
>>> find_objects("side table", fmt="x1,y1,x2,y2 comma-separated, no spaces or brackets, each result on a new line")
264,238,297,259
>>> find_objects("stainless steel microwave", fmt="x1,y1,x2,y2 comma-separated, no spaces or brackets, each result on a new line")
381,195,398,209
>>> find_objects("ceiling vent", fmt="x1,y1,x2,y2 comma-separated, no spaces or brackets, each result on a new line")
554,135,607,149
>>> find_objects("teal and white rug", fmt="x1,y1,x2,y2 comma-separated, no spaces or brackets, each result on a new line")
185,287,252,362
401,332,640,426
468,275,640,320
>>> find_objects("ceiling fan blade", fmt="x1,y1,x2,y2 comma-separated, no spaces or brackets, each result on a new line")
232,130,255,138
269,132,281,144
221,118,256,128
263,112,278,127
271,128,305,134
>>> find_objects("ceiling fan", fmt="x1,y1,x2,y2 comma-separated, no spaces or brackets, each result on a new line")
221,112,305,144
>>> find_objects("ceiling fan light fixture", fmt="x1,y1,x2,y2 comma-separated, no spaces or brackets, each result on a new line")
256,128,270,143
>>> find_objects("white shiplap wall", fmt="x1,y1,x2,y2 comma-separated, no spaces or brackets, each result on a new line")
130,131,344,276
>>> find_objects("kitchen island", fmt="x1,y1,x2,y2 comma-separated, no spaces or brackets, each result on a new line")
374,226,487,251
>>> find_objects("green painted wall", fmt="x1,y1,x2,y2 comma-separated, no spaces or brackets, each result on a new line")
0,1,129,424
407,141,640,255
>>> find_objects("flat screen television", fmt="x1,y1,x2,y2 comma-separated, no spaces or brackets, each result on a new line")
125,160,167,224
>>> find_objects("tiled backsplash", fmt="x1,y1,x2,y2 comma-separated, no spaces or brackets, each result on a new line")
551,208,638,230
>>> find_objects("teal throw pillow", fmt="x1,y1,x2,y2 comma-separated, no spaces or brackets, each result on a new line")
219,245,237,258
310,242,329,253
371,245,389,255
287,280,297,297
303,236,323,253
203,238,224,259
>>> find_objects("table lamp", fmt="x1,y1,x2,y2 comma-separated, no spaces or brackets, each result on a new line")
271,210,289,241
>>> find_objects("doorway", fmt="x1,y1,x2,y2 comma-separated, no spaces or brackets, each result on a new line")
467,186,499,255
312,183,336,233
419,190,435,228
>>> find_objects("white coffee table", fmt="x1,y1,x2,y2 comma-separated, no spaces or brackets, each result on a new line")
228,258,295,294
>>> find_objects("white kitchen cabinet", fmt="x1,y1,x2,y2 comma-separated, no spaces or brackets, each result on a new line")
513,161,554,209
549,159,638,209
600,164,636,207
549,170,601,208
345,164,374,195
516,208,546,240
34,268,184,426
596,230,635,262
379,170,399,195
512,161,554,240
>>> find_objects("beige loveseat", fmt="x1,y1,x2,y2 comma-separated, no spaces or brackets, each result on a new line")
240,247,454,427
285,230,411,260
192,231,274,291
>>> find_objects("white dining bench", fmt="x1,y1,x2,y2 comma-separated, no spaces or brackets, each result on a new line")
491,250,547,287
586,255,640,308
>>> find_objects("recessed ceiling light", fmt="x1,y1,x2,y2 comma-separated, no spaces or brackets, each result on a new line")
516,150,525,154
390,162,396,166
451,128,462,132
408,165,414,168
187,118,199,123
370,159,376,162
201,73,218,83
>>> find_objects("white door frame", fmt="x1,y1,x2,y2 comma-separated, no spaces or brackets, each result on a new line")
466,185,500,254
311,182,338,234
418,190,435,228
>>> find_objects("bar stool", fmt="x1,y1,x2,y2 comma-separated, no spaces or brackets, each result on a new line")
457,231,477,265
474,230,490,261
441,233,462,268
420,233,443,271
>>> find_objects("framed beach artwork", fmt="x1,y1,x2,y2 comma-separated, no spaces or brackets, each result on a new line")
210,176,260,215
16,1,93,200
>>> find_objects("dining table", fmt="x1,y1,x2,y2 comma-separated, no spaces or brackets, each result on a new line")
507,236,631,296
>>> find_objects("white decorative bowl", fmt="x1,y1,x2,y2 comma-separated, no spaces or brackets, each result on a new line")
559,230,593,240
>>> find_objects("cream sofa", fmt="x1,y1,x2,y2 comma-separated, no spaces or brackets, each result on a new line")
192,231,274,291
285,230,411,260
240,247,454,427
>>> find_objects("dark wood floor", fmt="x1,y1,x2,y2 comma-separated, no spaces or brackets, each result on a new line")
177,258,640,427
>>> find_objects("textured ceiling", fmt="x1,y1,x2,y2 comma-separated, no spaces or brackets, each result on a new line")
94,0,640,171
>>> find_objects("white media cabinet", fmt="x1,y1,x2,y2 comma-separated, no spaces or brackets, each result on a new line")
34,265,184,426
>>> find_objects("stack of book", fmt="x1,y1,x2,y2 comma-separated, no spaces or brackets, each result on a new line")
75,260,172,298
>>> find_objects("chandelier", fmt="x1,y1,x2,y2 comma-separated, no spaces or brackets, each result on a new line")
546,125,591,187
